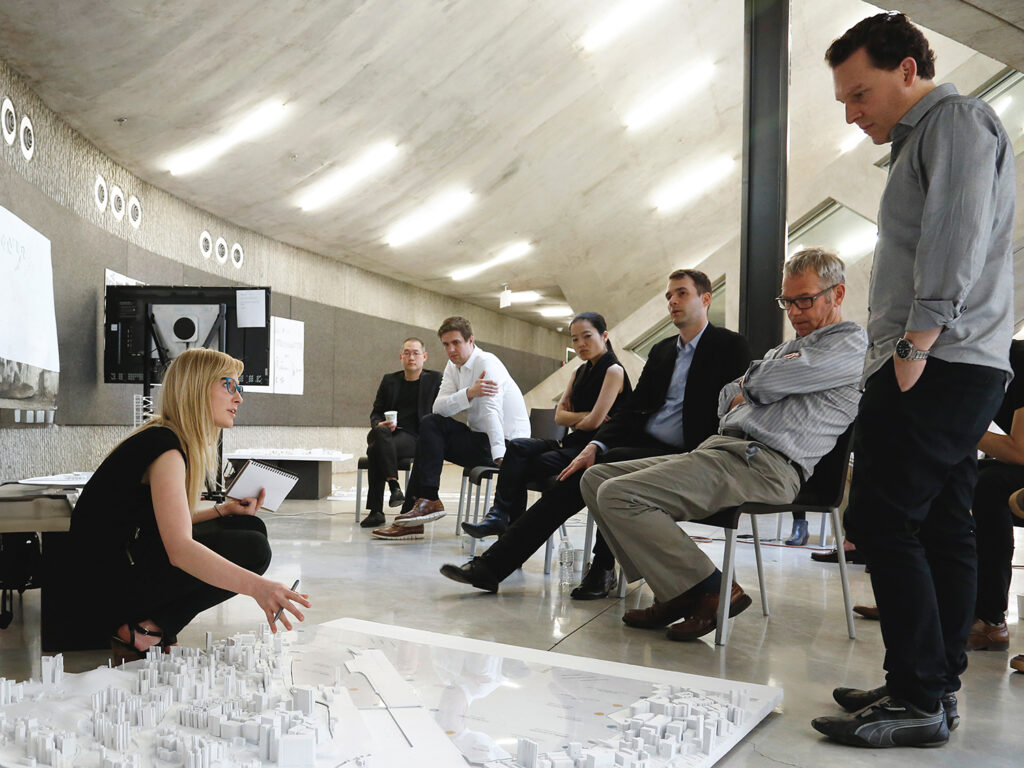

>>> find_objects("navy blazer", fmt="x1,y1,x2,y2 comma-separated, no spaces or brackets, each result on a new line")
369,369,443,430
592,324,751,452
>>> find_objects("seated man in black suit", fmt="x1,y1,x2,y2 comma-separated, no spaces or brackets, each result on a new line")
440,269,750,598
360,337,442,529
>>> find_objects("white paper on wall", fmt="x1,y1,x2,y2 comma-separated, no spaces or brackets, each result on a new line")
236,288,267,328
272,316,304,395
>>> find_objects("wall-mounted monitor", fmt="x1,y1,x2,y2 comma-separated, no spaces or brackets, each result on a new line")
103,285,271,387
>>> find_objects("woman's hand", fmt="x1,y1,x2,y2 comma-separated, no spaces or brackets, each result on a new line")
221,488,266,516
252,577,311,632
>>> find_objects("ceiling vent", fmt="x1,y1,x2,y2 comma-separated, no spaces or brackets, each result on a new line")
94,175,108,212
19,115,33,161
230,243,244,269
215,237,228,264
128,196,142,228
199,231,213,258
110,185,125,220
1,98,15,145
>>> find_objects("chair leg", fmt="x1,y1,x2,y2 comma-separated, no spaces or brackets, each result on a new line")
716,529,738,646
750,517,769,616
583,512,595,570
354,467,364,522
544,535,554,575
468,483,483,557
455,474,469,534
616,568,628,598
776,512,783,542
819,512,829,547
832,507,856,639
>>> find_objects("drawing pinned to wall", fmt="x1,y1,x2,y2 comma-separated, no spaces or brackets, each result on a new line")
0,204,59,411
272,316,304,395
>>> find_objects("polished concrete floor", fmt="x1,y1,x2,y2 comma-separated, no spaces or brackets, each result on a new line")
2,465,1022,766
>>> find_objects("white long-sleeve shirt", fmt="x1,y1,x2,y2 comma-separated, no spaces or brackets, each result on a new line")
433,344,530,460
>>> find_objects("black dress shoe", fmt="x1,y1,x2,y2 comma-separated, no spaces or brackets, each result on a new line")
811,547,866,564
570,565,616,600
811,696,948,748
833,685,959,731
461,509,509,539
388,486,405,508
440,559,499,593
359,510,386,528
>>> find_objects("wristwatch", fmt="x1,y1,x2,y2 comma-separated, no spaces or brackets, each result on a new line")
895,336,930,361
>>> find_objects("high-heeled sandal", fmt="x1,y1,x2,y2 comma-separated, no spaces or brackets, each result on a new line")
110,623,163,664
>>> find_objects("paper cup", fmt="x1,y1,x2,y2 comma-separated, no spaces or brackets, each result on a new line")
384,410,398,425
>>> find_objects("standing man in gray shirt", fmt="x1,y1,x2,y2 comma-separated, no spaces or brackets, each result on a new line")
581,249,866,640
813,13,1015,749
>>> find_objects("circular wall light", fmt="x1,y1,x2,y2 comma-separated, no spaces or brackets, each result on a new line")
128,195,142,228
110,185,125,220
94,175,108,212
230,242,244,269
1,98,15,145
199,231,213,258
19,115,34,161
215,236,228,264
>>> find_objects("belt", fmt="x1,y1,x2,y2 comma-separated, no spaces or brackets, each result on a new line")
718,428,804,482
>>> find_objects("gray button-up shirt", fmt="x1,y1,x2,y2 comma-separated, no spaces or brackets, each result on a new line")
717,320,868,478
863,82,1016,384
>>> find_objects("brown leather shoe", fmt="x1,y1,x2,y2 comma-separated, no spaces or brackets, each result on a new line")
393,498,445,527
1011,654,1024,673
371,523,425,540
1010,489,1024,520
966,618,1009,651
853,605,880,620
624,582,742,629
665,584,752,641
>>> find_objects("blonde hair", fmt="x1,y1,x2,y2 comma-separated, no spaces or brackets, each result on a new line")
130,348,243,511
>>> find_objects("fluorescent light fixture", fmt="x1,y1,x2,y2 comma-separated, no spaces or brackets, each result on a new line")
839,130,867,154
539,305,573,317
386,188,474,247
836,228,878,260
992,95,1012,117
167,100,289,175
507,290,541,303
296,141,399,211
651,155,735,214
624,61,715,131
578,0,669,52
451,240,532,280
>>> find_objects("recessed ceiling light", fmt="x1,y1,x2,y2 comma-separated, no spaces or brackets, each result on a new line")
539,306,574,318
296,141,400,211
166,100,289,175
578,0,669,52
451,240,532,280
386,188,474,247
624,61,715,131
651,155,735,214
839,130,867,154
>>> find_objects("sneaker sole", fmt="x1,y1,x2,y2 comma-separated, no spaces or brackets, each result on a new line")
371,531,424,540
394,511,445,527
388,498,405,508
811,719,948,748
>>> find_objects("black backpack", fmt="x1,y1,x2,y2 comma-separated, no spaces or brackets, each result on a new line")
0,532,42,629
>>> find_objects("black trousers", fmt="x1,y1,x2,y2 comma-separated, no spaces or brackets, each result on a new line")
846,358,1005,710
491,437,583,524
116,515,272,642
365,426,418,513
400,413,497,512
479,439,678,582
973,458,1024,624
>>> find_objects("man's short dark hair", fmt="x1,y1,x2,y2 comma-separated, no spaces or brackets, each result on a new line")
668,269,713,297
825,12,935,79
438,316,473,341
402,336,425,350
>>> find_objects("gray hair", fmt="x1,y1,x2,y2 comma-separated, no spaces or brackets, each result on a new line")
784,247,845,287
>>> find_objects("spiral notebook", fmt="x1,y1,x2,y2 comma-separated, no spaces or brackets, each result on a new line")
224,460,299,512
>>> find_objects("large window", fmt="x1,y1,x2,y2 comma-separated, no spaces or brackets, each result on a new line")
789,199,877,265
628,277,726,360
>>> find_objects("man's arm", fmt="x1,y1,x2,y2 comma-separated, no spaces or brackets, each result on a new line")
475,355,514,462
979,407,1024,465
369,375,391,427
740,324,866,405
432,362,469,417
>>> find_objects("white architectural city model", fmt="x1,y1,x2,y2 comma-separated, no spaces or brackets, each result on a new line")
0,619,782,768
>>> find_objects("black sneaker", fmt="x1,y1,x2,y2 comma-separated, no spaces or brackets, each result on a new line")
812,696,949,748
359,510,386,528
387,486,405,508
832,685,959,731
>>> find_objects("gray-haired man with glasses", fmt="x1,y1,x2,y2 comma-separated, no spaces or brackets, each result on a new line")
580,249,867,641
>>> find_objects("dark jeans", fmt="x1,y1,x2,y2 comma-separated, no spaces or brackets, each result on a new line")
365,426,418,513
479,440,678,581
400,414,497,512
119,515,273,642
491,437,582,523
973,458,1024,624
846,358,1005,711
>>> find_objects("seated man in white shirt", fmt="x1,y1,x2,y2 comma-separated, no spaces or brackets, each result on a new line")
372,316,531,540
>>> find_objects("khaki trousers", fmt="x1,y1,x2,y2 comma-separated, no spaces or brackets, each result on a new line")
580,435,800,601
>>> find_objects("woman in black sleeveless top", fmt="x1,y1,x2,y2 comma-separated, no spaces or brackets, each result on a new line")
462,312,631,537
71,348,310,660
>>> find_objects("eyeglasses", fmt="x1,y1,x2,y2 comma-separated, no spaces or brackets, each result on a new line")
775,285,838,310
221,377,244,395
401,350,424,357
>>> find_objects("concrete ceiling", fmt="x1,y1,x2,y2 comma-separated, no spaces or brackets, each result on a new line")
0,1,1016,330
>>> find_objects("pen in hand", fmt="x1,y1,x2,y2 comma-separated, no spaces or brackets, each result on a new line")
274,579,301,624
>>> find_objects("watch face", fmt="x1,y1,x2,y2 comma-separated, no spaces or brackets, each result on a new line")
895,338,911,359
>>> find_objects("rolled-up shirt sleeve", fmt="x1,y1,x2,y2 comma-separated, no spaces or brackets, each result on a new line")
433,365,469,416
908,104,1000,332
717,379,743,418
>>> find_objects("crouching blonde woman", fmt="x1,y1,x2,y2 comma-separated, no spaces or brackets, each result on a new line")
71,348,310,660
